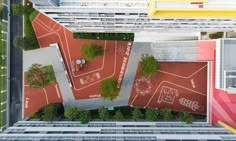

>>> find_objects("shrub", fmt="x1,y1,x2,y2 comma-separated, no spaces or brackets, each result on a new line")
98,107,109,120
145,108,159,121
160,108,172,120
64,107,80,119
99,78,118,100
114,111,124,121
140,54,160,76
132,108,143,121
209,32,224,39
42,103,64,121
30,103,64,121
81,43,103,60
13,35,39,50
79,110,91,124
179,111,193,124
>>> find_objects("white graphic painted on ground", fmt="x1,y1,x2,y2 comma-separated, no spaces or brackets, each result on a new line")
157,86,179,104
135,76,153,96
179,98,200,111
80,72,101,85
116,45,126,54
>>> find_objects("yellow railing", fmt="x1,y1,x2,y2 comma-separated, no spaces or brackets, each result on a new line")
218,121,236,134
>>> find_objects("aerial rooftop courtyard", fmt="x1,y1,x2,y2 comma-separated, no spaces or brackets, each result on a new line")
21,12,236,128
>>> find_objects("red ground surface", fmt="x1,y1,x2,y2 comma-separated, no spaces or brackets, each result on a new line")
128,62,208,115
197,41,236,128
31,13,132,99
24,73,63,117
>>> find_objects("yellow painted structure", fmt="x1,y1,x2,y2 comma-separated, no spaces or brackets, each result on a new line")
156,0,207,2
218,121,236,134
148,0,236,18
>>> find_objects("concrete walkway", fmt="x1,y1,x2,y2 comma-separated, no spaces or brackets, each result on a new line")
66,42,152,109
23,42,152,110
23,45,74,106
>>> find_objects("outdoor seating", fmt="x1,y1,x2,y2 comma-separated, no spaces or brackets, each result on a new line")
76,59,86,64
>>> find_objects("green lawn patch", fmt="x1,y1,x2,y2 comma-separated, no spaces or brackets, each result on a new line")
73,32,134,41
23,0,39,50
29,9,39,22
41,65,57,83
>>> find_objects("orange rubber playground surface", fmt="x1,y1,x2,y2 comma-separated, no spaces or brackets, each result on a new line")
24,73,63,117
24,13,132,116
128,62,208,115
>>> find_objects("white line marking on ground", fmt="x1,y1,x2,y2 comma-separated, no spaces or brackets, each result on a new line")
35,19,118,92
63,28,117,91
79,72,101,85
42,88,49,104
73,42,106,77
144,81,206,107
55,84,61,98
158,64,207,79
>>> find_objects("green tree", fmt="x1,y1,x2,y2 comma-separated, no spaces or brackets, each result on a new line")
13,36,25,49
81,43,103,60
140,54,160,76
132,108,143,121
160,108,172,120
64,107,80,119
114,110,124,121
12,4,26,15
42,103,64,121
99,78,118,100
98,107,109,120
26,63,50,88
13,36,38,50
79,110,91,124
179,111,193,124
145,108,159,121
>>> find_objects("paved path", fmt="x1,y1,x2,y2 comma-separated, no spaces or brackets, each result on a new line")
23,45,74,106
23,42,152,110
68,42,152,109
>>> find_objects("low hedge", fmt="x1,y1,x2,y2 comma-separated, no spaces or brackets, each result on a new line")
73,32,134,41
209,32,224,39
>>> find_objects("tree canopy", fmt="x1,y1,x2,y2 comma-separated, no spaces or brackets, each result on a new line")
145,108,159,121
98,107,109,120
81,43,103,60
160,108,172,120
64,107,80,119
114,110,124,121
13,35,39,50
140,54,160,76
132,108,143,121
99,78,118,100
12,4,26,15
79,110,91,124
29,103,64,121
179,111,193,124
26,64,50,88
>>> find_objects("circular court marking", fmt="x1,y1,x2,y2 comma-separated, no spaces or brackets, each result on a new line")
116,45,126,54
134,76,153,96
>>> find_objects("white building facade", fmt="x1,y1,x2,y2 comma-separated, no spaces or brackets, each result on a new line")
29,0,236,33
0,121,236,141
